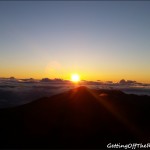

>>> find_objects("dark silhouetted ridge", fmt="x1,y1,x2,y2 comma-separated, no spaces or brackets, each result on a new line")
0,86,150,148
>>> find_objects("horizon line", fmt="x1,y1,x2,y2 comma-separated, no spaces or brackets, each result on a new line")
0,76,150,84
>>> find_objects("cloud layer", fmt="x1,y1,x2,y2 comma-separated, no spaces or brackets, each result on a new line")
0,78,150,108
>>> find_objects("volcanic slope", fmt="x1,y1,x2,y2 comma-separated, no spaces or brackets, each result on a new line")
0,86,150,148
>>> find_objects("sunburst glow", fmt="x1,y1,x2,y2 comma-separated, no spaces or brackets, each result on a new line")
71,74,80,82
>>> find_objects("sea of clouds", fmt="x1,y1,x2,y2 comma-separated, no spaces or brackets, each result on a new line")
0,78,150,108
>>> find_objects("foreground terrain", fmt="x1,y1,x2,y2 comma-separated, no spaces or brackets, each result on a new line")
0,86,150,148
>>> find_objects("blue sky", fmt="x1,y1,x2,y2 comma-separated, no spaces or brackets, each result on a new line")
0,1,150,82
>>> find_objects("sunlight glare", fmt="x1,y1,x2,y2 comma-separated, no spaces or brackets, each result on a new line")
71,74,80,83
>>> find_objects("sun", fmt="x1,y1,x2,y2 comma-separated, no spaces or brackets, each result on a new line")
71,74,80,83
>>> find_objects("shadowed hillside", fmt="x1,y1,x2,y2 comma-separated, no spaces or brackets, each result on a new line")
0,86,150,149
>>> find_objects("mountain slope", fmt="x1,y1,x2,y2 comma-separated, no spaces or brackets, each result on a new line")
0,86,150,148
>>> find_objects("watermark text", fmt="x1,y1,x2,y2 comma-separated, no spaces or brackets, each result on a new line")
107,143,150,149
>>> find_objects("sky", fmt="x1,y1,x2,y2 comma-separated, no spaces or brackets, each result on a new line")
0,1,150,83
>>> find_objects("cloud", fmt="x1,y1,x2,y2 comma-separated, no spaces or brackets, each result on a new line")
41,78,52,82
0,80,74,108
119,79,137,84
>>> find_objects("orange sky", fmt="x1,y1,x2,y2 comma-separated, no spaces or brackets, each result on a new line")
0,2,150,83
